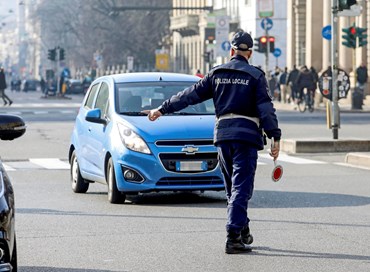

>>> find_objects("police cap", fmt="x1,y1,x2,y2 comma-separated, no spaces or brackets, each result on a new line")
231,30,253,51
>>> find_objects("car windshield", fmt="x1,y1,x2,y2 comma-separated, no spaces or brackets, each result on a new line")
115,81,215,115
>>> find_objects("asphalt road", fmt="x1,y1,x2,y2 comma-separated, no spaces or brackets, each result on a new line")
1,91,370,271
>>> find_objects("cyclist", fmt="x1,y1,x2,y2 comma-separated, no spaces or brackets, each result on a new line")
296,65,316,110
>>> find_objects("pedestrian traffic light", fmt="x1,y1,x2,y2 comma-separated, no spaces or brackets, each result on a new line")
357,27,368,47
254,36,275,53
47,48,56,61
342,26,357,48
59,48,65,61
338,0,357,11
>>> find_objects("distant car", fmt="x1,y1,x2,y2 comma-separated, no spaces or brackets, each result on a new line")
0,114,26,271
69,72,224,204
65,79,84,94
23,79,39,92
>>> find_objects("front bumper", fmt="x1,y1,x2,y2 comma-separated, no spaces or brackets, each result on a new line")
0,263,12,271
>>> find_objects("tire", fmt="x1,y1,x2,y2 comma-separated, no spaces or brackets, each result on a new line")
10,235,17,272
107,158,126,204
70,151,89,193
297,98,306,113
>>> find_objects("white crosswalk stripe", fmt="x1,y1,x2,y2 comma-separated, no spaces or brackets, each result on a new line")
3,159,70,171
29,158,70,169
259,153,327,164
1,153,329,172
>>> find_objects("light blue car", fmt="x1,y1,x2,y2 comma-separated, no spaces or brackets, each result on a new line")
69,72,224,204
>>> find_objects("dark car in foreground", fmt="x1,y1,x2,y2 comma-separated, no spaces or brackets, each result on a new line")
69,72,224,204
0,114,26,271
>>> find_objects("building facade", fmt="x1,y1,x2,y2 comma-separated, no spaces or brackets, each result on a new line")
170,0,288,75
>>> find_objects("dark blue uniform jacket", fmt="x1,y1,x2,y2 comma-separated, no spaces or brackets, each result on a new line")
158,55,281,150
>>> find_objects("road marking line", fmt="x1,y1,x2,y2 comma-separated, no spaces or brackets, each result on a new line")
29,158,70,169
259,154,327,164
3,164,16,171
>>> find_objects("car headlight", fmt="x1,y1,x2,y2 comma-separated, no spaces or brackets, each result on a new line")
117,123,151,154
0,172,4,198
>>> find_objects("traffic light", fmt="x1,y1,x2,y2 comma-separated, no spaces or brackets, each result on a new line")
47,48,56,61
59,48,65,61
338,0,357,11
203,52,210,62
268,36,275,52
254,36,275,53
357,27,368,47
342,26,357,48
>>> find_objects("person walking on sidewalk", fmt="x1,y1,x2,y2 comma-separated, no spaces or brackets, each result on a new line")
143,30,281,254
279,67,289,103
286,65,299,104
0,67,13,106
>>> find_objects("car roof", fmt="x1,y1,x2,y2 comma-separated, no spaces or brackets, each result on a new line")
98,72,201,84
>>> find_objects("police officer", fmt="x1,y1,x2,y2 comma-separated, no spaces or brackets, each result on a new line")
143,30,281,254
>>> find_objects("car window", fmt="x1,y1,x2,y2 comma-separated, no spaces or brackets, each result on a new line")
115,82,215,115
85,83,100,109
94,82,109,115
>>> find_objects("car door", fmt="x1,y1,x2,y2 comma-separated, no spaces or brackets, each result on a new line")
83,82,111,179
78,82,100,174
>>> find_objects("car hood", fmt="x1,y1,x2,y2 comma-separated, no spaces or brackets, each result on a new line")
121,115,215,142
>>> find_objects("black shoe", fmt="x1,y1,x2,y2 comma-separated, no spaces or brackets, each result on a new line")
3,101,7,106
225,236,252,254
241,226,254,245
8,101,12,106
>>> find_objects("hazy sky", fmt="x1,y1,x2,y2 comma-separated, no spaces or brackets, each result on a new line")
0,0,18,29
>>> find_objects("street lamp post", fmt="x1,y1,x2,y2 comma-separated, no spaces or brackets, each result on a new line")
331,0,340,139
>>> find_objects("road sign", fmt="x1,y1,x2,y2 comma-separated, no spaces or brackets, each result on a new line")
318,68,350,101
261,18,273,31
215,15,230,57
273,48,281,58
221,41,231,51
258,0,274,18
322,25,332,40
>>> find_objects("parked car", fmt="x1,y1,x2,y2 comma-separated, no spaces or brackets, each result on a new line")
23,79,40,92
65,79,84,94
69,72,224,204
0,114,26,271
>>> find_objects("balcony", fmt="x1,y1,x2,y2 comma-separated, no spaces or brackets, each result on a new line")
170,14,199,36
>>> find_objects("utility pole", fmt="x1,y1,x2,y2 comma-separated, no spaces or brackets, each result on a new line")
331,0,340,139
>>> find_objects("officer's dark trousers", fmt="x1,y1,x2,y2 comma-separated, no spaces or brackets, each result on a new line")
217,141,258,235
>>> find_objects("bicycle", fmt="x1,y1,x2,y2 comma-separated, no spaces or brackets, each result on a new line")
297,88,315,113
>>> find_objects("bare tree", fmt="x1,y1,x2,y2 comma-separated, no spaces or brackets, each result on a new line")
34,0,171,73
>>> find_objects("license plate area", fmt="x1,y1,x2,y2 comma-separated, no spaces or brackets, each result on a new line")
176,161,207,172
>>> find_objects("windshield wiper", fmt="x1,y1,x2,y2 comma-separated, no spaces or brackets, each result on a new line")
120,111,147,116
171,112,212,115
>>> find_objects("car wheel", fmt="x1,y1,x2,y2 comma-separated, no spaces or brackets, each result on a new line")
107,158,126,204
71,151,89,193
10,235,17,272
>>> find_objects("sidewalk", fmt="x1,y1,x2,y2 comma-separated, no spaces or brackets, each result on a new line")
273,94,370,169
273,94,370,113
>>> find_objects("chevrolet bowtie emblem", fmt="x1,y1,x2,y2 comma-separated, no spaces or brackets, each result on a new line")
181,145,199,154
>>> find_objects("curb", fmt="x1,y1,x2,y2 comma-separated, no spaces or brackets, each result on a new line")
345,152,370,168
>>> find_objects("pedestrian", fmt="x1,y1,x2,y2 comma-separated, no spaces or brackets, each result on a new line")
0,67,13,106
195,69,204,78
143,30,281,254
356,62,368,93
286,64,299,104
279,67,289,103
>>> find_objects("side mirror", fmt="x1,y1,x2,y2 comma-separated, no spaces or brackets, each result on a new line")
85,108,107,125
0,115,26,140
